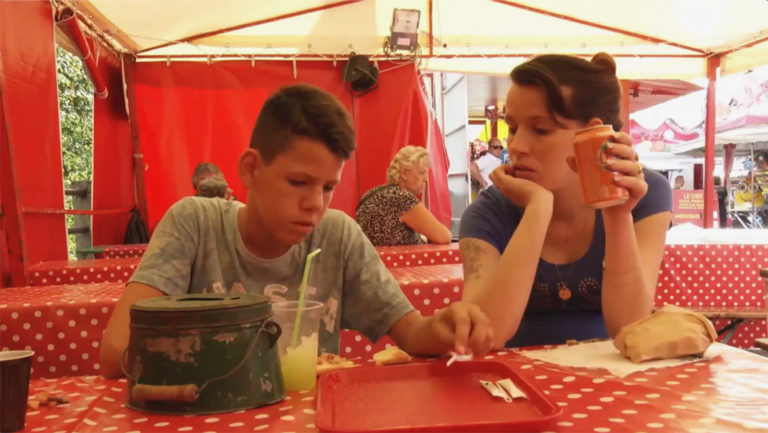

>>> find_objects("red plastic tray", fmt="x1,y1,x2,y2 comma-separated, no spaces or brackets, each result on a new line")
315,360,562,432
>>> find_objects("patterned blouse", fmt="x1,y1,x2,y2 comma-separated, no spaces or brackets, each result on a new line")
355,184,424,246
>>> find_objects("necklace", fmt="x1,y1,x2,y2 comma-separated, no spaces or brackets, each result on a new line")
554,261,576,301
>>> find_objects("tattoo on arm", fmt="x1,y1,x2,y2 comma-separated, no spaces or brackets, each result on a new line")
460,238,486,283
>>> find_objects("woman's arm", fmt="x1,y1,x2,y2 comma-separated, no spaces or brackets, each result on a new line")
597,133,672,336
600,211,670,336
470,162,487,189
460,194,553,348
400,203,453,244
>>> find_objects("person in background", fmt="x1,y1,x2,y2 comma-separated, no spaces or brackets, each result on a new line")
756,152,768,171
714,176,728,228
470,137,504,190
459,53,672,348
673,175,685,190
356,145,452,246
191,162,234,199
99,85,491,378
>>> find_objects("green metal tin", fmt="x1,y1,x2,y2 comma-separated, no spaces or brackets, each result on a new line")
125,293,285,414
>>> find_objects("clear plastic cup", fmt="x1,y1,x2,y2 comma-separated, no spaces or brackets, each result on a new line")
0,350,34,432
272,300,323,391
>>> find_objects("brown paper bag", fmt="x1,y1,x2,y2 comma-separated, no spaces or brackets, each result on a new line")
613,305,717,363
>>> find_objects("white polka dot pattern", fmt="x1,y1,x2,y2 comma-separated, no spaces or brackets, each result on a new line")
0,282,123,378
28,258,141,286
376,243,461,268
656,244,768,348
16,345,768,433
102,244,147,259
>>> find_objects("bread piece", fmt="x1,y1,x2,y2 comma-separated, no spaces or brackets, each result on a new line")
316,353,357,374
614,305,717,363
372,346,412,366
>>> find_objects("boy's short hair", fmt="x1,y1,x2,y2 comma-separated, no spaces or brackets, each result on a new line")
249,84,355,162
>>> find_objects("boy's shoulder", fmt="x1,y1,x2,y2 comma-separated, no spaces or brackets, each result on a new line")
172,196,240,211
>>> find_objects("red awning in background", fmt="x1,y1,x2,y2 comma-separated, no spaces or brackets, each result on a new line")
129,61,448,230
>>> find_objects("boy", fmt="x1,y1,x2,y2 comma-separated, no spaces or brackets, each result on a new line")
99,84,492,377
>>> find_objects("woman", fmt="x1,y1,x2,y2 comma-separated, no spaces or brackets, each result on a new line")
459,53,672,347
356,145,452,246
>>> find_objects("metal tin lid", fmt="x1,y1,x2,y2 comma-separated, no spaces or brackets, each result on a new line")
130,293,272,329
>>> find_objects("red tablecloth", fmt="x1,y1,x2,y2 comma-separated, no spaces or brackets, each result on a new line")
2,265,464,375
389,263,463,314
376,243,461,267
18,344,768,433
657,244,768,348
102,244,148,259
27,258,140,286
5,244,767,379
0,283,123,378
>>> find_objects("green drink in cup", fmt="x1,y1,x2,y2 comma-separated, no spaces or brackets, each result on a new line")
272,300,324,391
273,248,323,391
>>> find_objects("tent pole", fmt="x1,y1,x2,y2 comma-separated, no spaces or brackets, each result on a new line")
704,55,720,229
428,0,433,56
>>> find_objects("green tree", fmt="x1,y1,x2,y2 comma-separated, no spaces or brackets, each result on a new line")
56,46,93,258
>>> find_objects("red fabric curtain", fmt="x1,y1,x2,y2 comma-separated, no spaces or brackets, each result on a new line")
0,0,68,276
91,59,136,246
132,61,449,231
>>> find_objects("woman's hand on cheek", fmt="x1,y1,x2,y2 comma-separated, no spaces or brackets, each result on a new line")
489,164,552,209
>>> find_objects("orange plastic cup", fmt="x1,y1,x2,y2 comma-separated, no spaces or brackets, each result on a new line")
573,125,629,209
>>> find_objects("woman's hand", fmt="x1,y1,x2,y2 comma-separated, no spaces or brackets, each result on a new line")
601,132,647,215
489,163,552,209
432,301,494,356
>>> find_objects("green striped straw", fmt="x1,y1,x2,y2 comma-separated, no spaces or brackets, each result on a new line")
290,248,322,348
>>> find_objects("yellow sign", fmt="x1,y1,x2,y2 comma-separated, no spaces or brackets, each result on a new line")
477,119,510,143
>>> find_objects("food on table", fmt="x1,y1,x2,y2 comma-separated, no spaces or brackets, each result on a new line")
316,353,357,374
613,305,717,363
566,337,606,345
27,391,68,408
372,346,412,366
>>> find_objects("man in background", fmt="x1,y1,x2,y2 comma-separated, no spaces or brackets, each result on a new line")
470,137,504,191
192,162,234,199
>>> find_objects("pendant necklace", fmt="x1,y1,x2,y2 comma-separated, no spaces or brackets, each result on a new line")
554,261,576,301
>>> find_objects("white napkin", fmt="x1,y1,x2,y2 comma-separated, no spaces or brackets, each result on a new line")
520,340,727,378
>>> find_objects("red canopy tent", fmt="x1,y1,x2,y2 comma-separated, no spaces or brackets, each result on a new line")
3,0,768,286
0,1,450,286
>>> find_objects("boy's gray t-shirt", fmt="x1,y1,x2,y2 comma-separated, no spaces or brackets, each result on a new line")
129,197,415,354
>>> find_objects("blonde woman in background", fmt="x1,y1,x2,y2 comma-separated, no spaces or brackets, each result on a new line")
356,145,452,245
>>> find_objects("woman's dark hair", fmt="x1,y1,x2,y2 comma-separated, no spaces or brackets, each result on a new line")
510,53,622,130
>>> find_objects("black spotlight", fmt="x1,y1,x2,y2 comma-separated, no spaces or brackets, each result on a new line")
342,53,379,97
